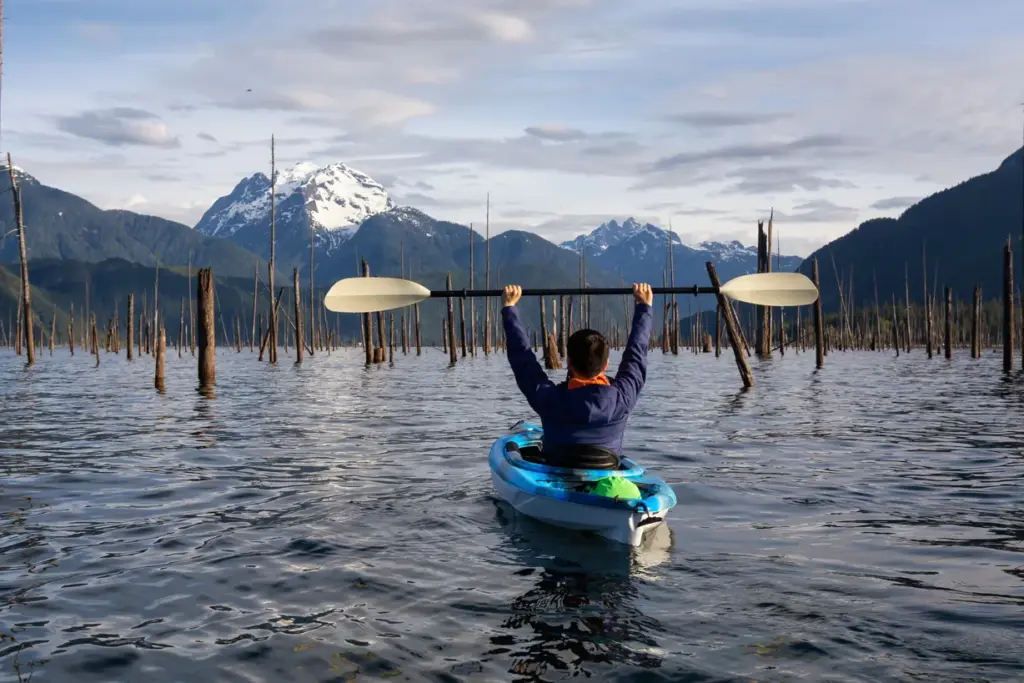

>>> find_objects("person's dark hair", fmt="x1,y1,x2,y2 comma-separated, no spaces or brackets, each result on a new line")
566,328,609,378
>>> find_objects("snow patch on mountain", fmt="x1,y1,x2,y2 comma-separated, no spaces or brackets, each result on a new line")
194,161,394,251
559,217,682,255
696,240,757,262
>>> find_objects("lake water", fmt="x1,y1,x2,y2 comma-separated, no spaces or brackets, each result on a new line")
1,345,1023,682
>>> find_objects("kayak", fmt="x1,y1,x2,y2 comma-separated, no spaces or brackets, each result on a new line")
488,421,677,546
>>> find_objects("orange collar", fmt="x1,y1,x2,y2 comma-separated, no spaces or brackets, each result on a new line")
567,373,611,390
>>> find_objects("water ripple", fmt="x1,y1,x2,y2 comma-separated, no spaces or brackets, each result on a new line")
1,347,1023,682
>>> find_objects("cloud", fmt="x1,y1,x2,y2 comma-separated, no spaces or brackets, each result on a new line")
721,166,858,194
667,111,791,128
871,195,920,211
197,132,217,143
776,199,859,223
524,124,589,142
643,202,731,216
13,0,1024,254
55,108,180,148
392,192,481,209
646,135,857,174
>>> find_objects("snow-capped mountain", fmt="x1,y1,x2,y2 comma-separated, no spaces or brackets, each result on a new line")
559,216,803,287
193,161,395,262
559,218,681,257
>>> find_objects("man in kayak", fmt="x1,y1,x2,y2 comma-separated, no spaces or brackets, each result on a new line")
501,282,654,470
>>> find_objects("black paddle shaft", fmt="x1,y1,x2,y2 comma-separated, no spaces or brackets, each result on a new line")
428,286,718,299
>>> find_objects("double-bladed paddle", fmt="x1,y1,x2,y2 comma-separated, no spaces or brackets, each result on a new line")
322,272,819,313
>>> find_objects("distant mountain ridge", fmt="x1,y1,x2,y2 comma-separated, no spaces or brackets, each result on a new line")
0,166,269,280
798,146,1024,311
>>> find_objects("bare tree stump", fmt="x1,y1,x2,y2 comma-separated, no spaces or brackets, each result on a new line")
155,327,166,393
197,268,216,389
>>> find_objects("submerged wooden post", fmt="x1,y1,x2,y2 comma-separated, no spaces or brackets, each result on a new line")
892,294,900,357
459,296,468,358
155,327,166,392
68,303,75,356
362,260,373,366
446,273,457,364
1003,239,1014,372
414,303,422,356
293,268,304,363
400,311,408,355
197,267,216,389
540,296,553,368
715,303,722,357
706,262,754,388
91,313,99,367
49,310,55,356
558,295,567,357
812,259,824,369
545,333,562,369
972,285,981,359
388,312,395,365
944,286,952,360
375,311,386,363
551,298,560,360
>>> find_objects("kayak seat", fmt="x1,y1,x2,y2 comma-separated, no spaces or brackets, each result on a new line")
505,441,621,470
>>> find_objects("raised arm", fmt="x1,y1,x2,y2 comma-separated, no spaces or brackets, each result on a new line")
501,285,555,412
612,284,654,410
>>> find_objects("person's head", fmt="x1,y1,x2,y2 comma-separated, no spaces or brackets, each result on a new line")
566,328,609,378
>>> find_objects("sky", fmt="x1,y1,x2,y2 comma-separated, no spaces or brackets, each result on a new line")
4,0,1024,256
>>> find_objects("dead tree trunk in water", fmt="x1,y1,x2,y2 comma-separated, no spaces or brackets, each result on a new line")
971,285,981,359
268,136,278,364
7,154,35,365
1004,239,1014,372
484,194,491,355
812,259,824,369
293,268,304,364
126,295,134,361
707,261,754,388
175,298,183,357
414,303,422,356
251,259,259,353
459,296,468,358
375,311,386,363
361,260,373,366
90,314,99,367
155,327,166,393
446,273,457,364
944,286,952,360
197,268,216,389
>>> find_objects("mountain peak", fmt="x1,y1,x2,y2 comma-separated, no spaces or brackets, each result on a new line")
194,161,394,247
559,217,682,256
0,165,39,187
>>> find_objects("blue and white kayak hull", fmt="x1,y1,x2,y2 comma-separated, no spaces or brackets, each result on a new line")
488,422,677,546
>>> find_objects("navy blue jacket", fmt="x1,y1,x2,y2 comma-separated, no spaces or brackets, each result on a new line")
502,302,653,454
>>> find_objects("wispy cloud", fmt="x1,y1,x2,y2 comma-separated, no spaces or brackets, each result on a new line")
871,195,920,211
7,0,1023,253
55,108,180,148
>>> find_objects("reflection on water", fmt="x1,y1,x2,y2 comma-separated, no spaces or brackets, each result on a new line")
1,347,1023,682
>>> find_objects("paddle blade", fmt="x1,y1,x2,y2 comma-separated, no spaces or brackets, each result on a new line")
719,272,819,306
323,277,431,313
